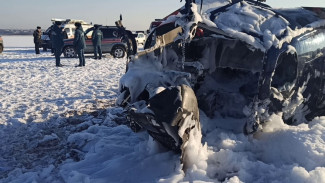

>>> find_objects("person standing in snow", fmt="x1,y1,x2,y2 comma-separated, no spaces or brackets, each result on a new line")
115,19,137,59
91,24,103,59
51,21,64,67
73,22,86,67
33,26,42,54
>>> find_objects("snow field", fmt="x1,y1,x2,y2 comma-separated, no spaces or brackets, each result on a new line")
0,37,125,125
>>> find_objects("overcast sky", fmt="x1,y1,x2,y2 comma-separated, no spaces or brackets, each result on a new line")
0,0,325,31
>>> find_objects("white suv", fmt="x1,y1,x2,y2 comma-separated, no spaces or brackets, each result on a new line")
133,32,146,45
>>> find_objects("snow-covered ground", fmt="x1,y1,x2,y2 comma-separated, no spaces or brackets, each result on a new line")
1,35,325,183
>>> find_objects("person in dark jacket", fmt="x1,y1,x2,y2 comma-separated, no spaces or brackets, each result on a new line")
115,20,137,58
91,24,103,59
73,22,86,67
33,26,42,54
51,21,64,67
46,25,55,54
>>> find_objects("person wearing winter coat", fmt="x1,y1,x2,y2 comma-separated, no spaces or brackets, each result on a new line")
91,24,103,59
73,22,86,67
33,26,42,54
51,21,64,67
115,20,137,59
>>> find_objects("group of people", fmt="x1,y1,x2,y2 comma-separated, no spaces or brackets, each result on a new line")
31,0,196,67
33,22,103,67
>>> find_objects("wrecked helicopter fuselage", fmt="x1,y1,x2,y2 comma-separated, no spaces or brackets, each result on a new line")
117,0,325,152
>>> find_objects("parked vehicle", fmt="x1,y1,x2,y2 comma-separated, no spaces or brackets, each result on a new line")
63,26,127,58
148,19,163,33
41,26,53,51
147,9,180,33
133,32,146,45
0,36,3,53
41,18,92,51
117,0,325,152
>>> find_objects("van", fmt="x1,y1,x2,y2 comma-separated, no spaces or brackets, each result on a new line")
41,18,92,51
132,32,146,45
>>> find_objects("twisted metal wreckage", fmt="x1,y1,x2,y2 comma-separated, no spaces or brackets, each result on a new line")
116,0,325,164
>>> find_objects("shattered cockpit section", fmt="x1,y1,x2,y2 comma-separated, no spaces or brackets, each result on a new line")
117,0,325,167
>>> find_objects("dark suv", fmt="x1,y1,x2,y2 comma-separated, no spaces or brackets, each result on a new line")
0,36,3,53
63,26,127,58
41,25,54,51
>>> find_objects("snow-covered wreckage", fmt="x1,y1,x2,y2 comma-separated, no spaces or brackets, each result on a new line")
117,0,325,156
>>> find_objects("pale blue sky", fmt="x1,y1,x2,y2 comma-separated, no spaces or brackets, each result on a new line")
0,0,325,31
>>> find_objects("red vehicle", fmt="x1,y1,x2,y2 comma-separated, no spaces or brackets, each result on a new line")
148,19,163,33
148,9,181,33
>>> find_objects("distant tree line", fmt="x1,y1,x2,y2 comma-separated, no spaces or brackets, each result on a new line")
0,29,34,35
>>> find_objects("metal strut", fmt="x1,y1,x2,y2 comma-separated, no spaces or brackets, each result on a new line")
180,37,186,70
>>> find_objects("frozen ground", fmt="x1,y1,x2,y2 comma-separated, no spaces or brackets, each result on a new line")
0,36,325,183
0,36,124,125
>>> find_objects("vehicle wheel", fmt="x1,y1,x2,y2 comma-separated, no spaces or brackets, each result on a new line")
111,46,125,58
0,45,3,53
63,46,76,58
